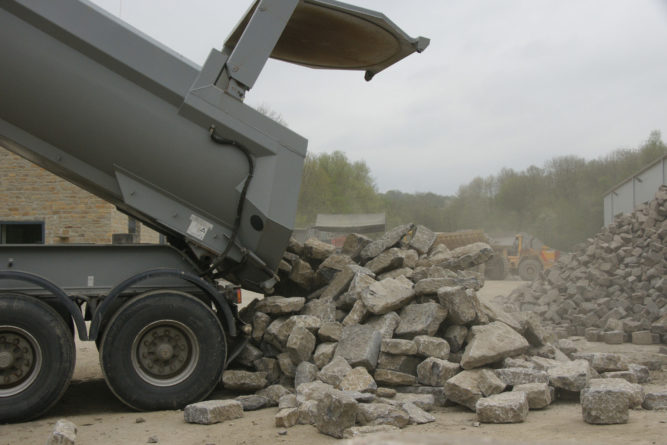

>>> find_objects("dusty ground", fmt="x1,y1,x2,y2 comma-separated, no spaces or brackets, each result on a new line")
1,281,665,445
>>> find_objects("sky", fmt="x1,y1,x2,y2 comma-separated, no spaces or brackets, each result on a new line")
89,0,667,195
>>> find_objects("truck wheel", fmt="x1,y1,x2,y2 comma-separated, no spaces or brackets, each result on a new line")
0,294,75,423
99,290,226,411
518,258,542,281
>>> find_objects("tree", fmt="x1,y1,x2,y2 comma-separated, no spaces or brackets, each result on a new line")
295,151,382,227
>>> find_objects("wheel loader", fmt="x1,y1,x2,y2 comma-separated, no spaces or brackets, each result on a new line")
485,233,560,281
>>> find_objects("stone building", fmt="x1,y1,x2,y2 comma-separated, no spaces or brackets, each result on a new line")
0,146,160,245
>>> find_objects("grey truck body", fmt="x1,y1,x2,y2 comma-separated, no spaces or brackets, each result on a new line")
0,0,427,421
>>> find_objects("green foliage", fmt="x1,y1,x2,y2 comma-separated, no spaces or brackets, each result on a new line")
295,131,666,250
295,151,382,227
439,131,666,250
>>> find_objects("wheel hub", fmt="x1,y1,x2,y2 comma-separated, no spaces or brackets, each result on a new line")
0,351,13,369
0,327,42,396
131,321,199,387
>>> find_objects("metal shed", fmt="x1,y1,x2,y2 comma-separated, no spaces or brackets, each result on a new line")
603,155,667,226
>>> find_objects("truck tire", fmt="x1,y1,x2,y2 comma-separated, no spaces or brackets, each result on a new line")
485,255,508,280
0,294,75,423
99,290,226,411
518,258,542,282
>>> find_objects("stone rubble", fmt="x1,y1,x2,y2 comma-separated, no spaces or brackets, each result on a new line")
183,400,243,425
200,219,665,438
505,186,667,345
46,419,77,445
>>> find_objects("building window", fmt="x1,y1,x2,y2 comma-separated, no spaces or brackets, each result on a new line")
0,222,45,244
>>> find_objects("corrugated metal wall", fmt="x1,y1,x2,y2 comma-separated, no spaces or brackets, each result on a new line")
603,155,666,226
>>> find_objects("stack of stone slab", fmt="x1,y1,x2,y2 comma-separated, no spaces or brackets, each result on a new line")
216,223,657,438
505,185,667,345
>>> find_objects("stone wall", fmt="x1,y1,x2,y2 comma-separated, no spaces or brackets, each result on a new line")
0,146,160,244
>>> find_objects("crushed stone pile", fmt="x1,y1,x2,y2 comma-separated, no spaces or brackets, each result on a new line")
505,185,667,345
205,222,661,438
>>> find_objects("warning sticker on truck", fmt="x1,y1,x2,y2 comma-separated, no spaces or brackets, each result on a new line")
187,214,213,241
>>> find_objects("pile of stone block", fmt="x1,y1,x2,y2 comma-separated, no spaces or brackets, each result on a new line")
506,185,667,345
196,222,662,437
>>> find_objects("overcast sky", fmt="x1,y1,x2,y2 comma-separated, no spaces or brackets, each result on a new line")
89,0,667,195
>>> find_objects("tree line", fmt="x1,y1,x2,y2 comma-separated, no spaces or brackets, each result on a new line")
295,131,666,250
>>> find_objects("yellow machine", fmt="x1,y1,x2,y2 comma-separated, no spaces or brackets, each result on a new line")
486,233,560,281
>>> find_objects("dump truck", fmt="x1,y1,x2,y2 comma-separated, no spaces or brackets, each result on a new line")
0,0,428,422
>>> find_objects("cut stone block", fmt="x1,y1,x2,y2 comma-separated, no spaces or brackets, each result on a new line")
318,356,352,388
461,321,530,369
409,225,437,255
356,403,410,428
581,384,629,424
286,325,316,365
417,358,460,387
414,335,450,359
376,387,397,398
297,380,335,402
476,392,529,423
359,224,413,262
587,378,644,409
340,367,378,393
603,330,624,345
46,419,77,445
602,371,637,383
297,399,318,425
642,391,667,410
437,286,477,325
255,296,305,315
632,330,653,345
304,237,336,261
364,312,401,339
317,254,355,284
547,359,591,392
235,395,271,411
401,401,435,424
256,384,292,406
235,343,263,368
302,299,336,323
366,248,408,275
343,425,400,439
318,321,343,342
222,370,267,392
494,368,549,386
572,352,629,373
342,233,372,258
395,302,448,339
444,369,506,411
252,312,271,344
443,325,468,353
377,353,422,375
381,339,418,356
395,386,447,407
275,408,299,428
184,400,243,425
294,361,319,388
512,383,552,409
315,390,358,439
628,363,650,384
277,352,296,377
392,393,436,411
361,277,416,315
313,342,337,369
374,369,417,387
342,299,369,326
335,324,382,370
